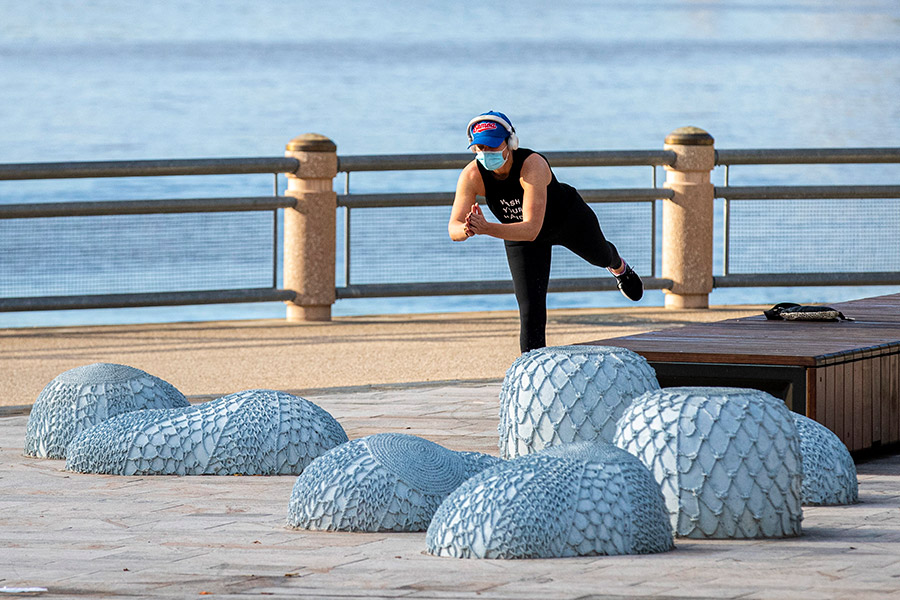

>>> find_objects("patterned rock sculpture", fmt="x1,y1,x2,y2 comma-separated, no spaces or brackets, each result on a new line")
499,345,659,459
65,389,347,475
614,387,803,539
426,441,674,559
539,438,645,465
287,433,500,532
25,363,189,459
791,413,858,505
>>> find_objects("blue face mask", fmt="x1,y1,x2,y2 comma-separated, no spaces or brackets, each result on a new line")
476,149,507,171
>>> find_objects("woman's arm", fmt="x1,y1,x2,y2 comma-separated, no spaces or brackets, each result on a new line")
448,162,483,241
465,153,550,242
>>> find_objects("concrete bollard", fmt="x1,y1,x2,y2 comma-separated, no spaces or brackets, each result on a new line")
283,134,338,321
662,127,716,309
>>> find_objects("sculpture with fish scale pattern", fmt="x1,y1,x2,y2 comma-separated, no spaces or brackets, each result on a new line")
287,433,500,532
25,363,189,459
791,413,858,505
65,389,347,475
614,387,803,539
499,345,659,459
426,441,673,559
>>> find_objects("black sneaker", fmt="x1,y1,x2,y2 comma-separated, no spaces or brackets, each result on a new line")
613,264,643,301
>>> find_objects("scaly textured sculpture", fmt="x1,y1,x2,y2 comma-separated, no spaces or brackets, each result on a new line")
791,413,858,505
426,441,674,559
25,363,189,459
287,433,500,532
614,387,803,539
65,389,347,475
499,345,659,458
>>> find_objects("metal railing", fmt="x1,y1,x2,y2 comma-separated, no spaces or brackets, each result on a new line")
714,148,900,286
1,144,899,315
0,157,298,311
335,150,676,299
0,157,300,181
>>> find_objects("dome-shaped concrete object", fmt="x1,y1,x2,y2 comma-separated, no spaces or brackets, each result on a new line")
65,389,347,475
791,413,858,506
426,448,674,559
25,363,189,459
499,345,659,459
540,439,643,466
456,450,503,475
287,434,500,532
614,387,803,539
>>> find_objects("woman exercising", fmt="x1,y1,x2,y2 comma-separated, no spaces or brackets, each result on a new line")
448,111,643,353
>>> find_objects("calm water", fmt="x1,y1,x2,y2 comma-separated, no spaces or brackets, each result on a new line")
1,0,899,327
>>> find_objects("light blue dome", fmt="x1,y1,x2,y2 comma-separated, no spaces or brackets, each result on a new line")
615,387,803,539
25,363,189,459
499,345,659,458
65,389,347,475
287,433,500,532
427,442,673,559
791,413,858,505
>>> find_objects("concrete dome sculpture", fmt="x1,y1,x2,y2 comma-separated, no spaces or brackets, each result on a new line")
65,389,347,476
426,441,674,559
539,438,642,464
25,363,189,459
791,413,858,505
499,345,659,459
287,433,500,532
614,387,803,539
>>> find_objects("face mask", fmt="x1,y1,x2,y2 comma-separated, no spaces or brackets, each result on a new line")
476,149,506,171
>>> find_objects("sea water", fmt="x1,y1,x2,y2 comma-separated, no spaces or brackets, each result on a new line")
1,0,899,327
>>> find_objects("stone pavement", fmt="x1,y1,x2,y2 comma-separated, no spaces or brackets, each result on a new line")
3,382,900,599
2,307,900,598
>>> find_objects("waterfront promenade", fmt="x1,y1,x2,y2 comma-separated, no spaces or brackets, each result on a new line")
3,305,900,598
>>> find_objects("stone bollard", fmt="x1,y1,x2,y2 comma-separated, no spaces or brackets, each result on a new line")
284,134,338,321
662,127,715,309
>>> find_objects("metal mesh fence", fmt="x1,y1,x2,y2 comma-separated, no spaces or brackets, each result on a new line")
0,211,276,297
726,198,900,274
344,202,654,285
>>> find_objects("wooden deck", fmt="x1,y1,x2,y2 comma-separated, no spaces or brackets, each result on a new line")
589,293,900,453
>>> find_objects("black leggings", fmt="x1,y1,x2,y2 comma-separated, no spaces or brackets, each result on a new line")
504,201,621,353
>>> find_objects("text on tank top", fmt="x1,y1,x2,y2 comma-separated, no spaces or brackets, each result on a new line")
475,148,578,234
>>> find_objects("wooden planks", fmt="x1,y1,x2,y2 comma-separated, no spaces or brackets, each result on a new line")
814,356,900,452
893,353,900,447
843,362,854,447
596,320,900,366
594,293,900,368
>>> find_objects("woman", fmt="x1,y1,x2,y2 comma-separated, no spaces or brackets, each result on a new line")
449,111,642,353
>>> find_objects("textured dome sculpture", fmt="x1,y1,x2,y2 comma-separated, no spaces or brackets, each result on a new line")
426,442,674,559
614,387,803,539
792,413,858,505
65,389,347,475
499,345,659,459
25,363,189,459
539,439,642,464
287,433,500,532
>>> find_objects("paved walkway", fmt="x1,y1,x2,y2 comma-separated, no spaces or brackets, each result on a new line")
0,305,763,409
3,384,900,599
2,307,900,598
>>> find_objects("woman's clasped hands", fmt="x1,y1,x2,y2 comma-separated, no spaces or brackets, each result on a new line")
464,203,488,237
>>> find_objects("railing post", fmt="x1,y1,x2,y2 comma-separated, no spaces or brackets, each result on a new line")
283,134,338,321
662,127,716,309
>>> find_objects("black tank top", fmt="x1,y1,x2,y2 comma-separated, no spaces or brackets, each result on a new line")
475,147,580,238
